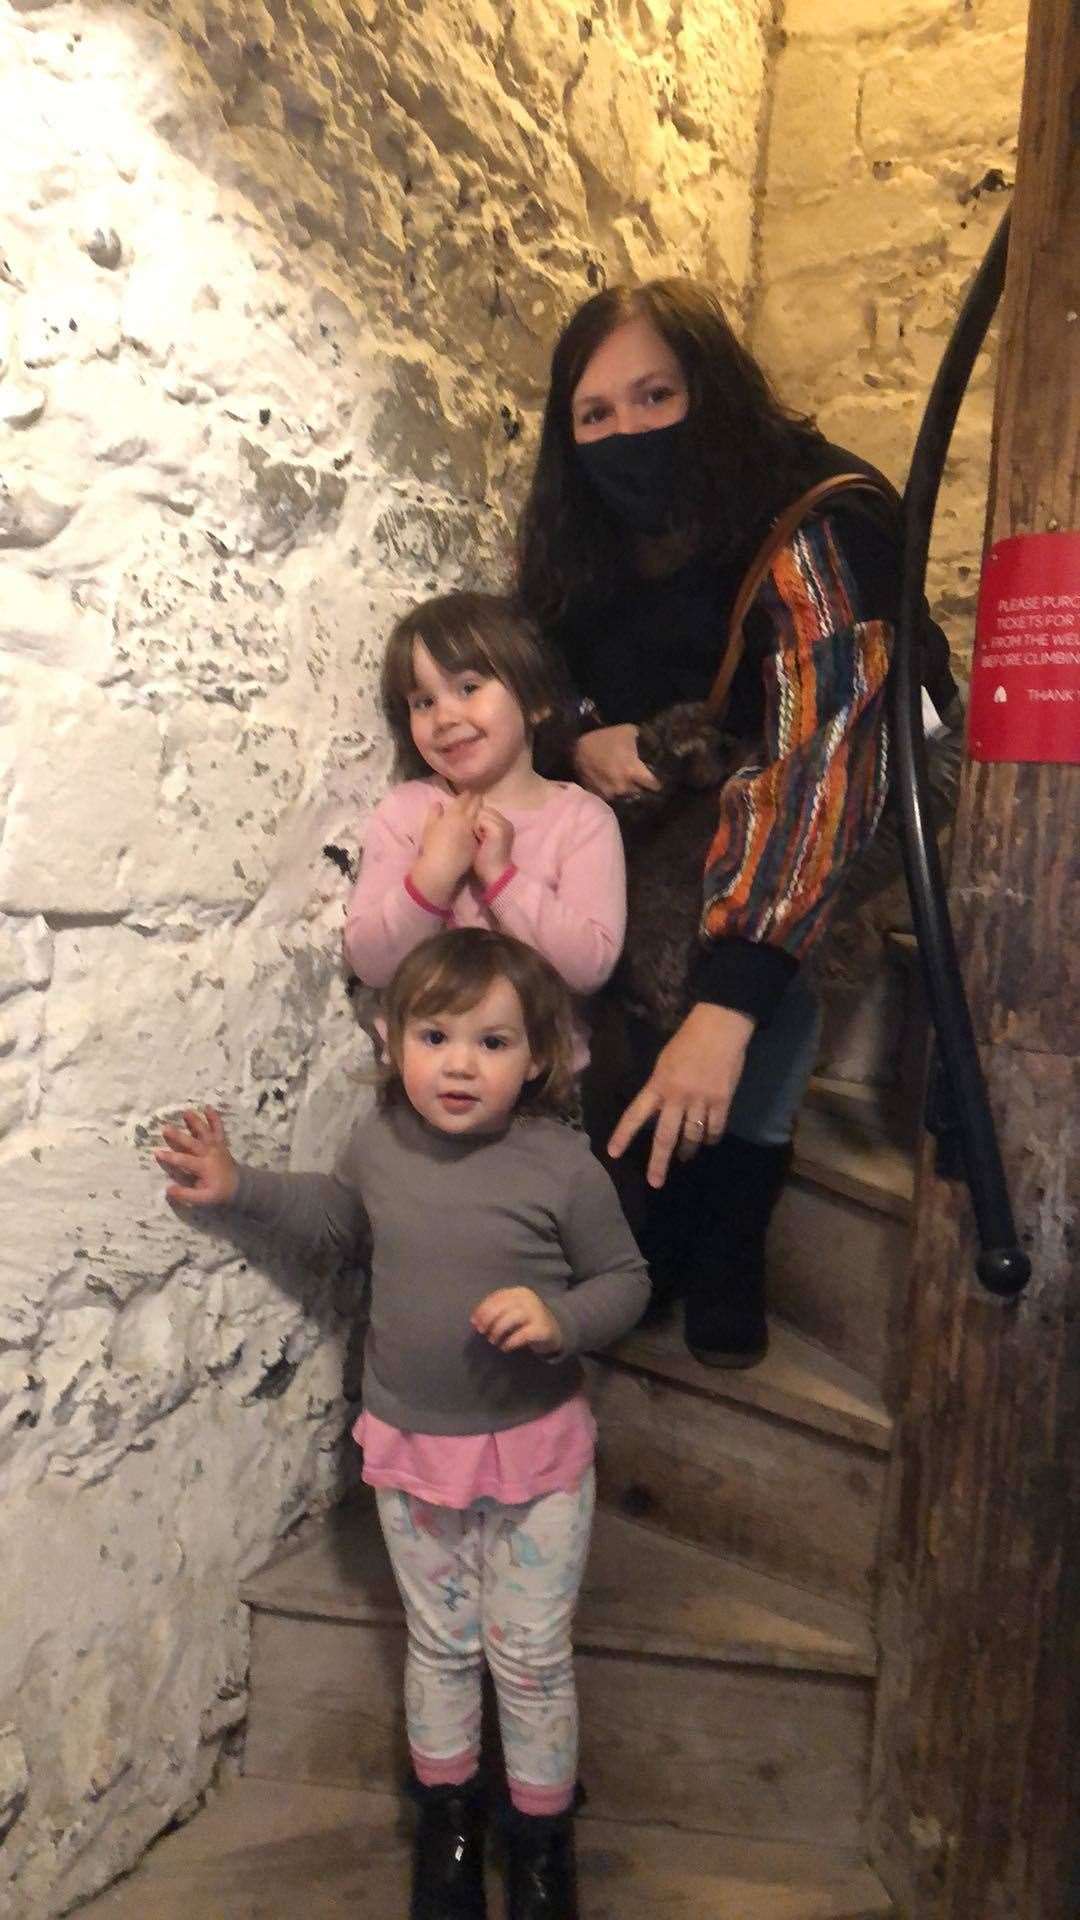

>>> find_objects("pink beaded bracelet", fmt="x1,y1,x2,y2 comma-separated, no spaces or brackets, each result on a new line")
404,872,453,919
480,864,517,907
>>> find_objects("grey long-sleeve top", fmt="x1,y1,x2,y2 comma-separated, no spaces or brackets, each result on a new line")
228,1100,649,1436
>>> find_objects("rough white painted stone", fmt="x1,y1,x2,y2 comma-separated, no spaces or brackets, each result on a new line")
82,226,123,270
19,279,123,369
813,391,920,489
0,0,774,1912
0,670,163,917
0,1726,29,1845
861,26,1028,162
972,0,1031,30
0,477,76,549
0,950,21,1013
781,0,947,36
567,35,662,208
763,169,952,277
0,383,46,428
43,926,227,1122
763,43,862,196
0,574,113,678
754,275,871,391
502,0,584,107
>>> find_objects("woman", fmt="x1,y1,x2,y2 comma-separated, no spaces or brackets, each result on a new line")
516,278,957,1368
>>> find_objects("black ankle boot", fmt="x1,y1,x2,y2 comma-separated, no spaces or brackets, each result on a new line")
504,1806,578,1920
407,1775,488,1920
683,1136,793,1368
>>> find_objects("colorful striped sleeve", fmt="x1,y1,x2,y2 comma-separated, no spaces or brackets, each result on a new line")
693,513,892,1022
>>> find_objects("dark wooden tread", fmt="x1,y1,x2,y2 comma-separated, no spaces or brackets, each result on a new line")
78,1778,894,1917
792,1105,915,1220
805,1072,914,1136
601,1315,892,1455
243,1496,877,1679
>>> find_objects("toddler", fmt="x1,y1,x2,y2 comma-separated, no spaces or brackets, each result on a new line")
156,928,648,1920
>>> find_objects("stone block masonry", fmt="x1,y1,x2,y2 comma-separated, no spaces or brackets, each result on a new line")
754,0,1029,669
0,0,772,1912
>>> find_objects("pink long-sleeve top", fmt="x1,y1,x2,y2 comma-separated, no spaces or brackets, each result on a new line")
344,779,627,1057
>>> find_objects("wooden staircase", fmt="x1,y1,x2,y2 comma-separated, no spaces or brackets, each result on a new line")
83,1074,914,1918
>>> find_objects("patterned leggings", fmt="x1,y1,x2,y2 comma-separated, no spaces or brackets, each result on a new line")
375,1470,596,1816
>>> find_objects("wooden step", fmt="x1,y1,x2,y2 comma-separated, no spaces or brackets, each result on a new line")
587,1322,888,1607
792,1108,914,1221
241,1501,875,1846
805,1074,913,1144
244,1492,877,1674
79,1778,894,1917
772,1107,915,1394
603,1318,891,1454
814,933,916,1090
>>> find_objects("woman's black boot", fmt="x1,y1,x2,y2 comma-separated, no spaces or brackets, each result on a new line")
683,1135,793,1368
407,1774,488,1920
504,1806,579,1920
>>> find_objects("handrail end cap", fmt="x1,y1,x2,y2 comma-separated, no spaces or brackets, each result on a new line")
977,1245,1031,1297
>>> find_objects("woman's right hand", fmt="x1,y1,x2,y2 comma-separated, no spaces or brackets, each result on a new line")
155,1107,239,1208
410,793,481,905
608,1002,755,1187
572,724,662,801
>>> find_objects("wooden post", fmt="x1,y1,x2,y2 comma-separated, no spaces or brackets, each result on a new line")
869,2,1080,1916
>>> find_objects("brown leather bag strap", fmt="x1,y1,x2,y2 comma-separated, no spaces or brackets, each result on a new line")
706,473,899,718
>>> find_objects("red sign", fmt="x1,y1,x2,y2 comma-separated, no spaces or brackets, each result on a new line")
968,530,1080,763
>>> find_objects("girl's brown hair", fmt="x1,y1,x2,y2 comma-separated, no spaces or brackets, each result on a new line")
380,928,577,1120
516,277,826,626
380,591,573,779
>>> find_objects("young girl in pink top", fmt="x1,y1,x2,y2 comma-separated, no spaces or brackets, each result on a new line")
344,592,626,1048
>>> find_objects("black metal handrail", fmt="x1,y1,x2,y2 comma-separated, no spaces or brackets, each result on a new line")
891,206,1031,1297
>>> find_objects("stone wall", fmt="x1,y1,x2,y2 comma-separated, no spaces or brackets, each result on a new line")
754,0,1029,662
0,1,772,1912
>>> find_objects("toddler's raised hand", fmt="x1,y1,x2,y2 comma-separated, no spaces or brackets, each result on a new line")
155,1107,239,1209
472,806,515,889
411,793,481,906
471,1287,562,1357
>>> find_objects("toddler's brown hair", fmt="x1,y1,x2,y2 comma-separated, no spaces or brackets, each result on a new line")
380,928,577,1119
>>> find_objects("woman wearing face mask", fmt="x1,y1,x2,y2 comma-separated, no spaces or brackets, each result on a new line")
515,278,959,1368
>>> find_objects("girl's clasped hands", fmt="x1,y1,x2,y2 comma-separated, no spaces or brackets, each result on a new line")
410,790,515,910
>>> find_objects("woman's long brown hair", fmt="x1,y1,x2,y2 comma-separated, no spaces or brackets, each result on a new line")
515,278,826,627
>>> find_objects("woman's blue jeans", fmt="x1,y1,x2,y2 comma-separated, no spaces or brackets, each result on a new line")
725,975,822,1147
620,974,821,1152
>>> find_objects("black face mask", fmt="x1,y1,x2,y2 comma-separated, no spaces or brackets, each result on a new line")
574,419,689,535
